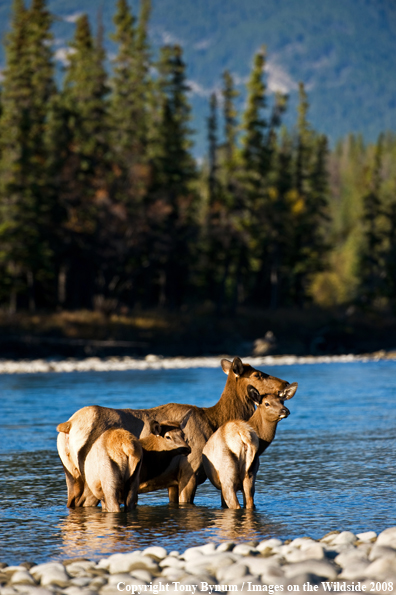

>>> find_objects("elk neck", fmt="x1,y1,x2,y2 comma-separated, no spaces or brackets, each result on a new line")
203,373,255,431
248,408,279,456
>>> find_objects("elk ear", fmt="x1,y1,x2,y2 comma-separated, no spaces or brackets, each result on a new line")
282,382,298,400
232,356,244,377
179,409,192,430
221,359,232,374
149,420,161,436
247,384,262,406
158,421,180,436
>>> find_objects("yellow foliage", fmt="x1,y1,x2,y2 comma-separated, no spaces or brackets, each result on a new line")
310,272,345,307
286,189,305,215
310,233,361,307
268,186,278,202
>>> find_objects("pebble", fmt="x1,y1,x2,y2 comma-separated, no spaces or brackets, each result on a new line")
2,527,396,595
357,531,377,542
9,572,36,586
331,531,357,546
141,547,167,561
377,527,396,549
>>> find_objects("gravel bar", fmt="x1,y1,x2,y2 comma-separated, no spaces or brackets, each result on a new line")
2,528,396,594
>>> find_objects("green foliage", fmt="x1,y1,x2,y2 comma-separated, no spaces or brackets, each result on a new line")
0,0,56,311
0,0,395,316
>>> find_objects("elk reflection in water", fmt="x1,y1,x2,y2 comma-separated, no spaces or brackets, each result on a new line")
57,504,285,559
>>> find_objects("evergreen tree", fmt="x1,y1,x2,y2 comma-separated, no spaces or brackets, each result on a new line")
58,14,110,309
110,0,151,183
202,91,224,305
207,92,218,206
0,0,56,311
358,134,385,305
238,47,270,308
147,44,197,307
383,200,396,311
240,46,269,192
289,83,329,305
222,70,239,191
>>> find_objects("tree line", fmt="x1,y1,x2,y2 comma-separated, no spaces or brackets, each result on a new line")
0,0,394,315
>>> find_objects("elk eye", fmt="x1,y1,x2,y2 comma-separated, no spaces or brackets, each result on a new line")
265,402,270,407
166,435,171,440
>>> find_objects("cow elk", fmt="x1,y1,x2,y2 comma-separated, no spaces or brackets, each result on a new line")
202,382,298,509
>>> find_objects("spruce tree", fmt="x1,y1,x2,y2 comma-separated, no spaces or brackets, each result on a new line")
203,91,224,305
383,200,396,311
240,46,268,191
207,92,218,206
290,83,329,305
359,134,385,305
238,47,270,308
110,0,151,181
222,70,239,189
148,44,196,307
0,0,56,311
59,13,110,309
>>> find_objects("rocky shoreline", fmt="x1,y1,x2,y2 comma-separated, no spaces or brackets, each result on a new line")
1,351,396,374
1,528,396,595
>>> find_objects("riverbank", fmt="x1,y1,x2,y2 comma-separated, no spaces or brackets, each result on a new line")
1,351,396,374
1,528,395,594
1,306,396,360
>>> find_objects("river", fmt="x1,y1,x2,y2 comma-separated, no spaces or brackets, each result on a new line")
1,359,395,565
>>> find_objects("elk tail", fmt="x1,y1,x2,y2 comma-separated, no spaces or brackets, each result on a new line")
57,421,72,433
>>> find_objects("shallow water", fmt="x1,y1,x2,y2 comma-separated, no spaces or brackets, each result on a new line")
1,361,395,565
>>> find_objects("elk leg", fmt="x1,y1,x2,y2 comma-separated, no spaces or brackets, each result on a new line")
178,472,197,504
125,461,141,511
62,465,82,508
76,482,100,508
220,481,241,509
168,486,179,503
101,485,121,513
242,473,255,509
103,498,121,513
177,457,197,504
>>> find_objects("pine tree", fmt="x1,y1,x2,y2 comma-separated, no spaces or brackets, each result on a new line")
237,47,270,308
202,91,223,305
240,46,269,192
147,44,197,307
383,200,396,311
110,0,151,182
222,70,239,191
359,134,385,305
289,83,329,305
58,13,110,309
0,0,56,311
207,92,218,206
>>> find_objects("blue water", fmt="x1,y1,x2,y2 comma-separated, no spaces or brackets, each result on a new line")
1,361,396,565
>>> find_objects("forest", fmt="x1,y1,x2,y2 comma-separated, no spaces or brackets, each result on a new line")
0,0,396,319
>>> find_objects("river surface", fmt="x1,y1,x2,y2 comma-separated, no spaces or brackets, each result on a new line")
1,360,395,565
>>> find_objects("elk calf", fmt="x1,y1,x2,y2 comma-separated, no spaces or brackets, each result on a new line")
202,382,297,509
80,420,191,512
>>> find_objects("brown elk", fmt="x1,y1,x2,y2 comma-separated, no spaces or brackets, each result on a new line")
82,419,191,512
202,382,297,509
57,357,297,505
